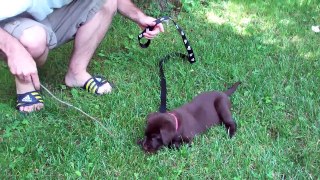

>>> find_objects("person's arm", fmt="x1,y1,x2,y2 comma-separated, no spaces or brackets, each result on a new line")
0,28,40,90
117,0,164,39
117,0,145,23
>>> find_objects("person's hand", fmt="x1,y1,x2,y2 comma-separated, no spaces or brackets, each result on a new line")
138,15,165,39
7,46,40,90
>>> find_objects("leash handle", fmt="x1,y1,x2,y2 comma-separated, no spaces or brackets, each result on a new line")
138,16,196,63
138,16,169,48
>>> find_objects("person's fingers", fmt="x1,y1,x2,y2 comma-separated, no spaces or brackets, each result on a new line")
23,75,32,83
31,73,40,90
9,67,17,76
140,17,164,39
144,28,160,38
148,21,156,27
143,33,154,39
156,23,165,32
17,74,25,82
143,32,157,39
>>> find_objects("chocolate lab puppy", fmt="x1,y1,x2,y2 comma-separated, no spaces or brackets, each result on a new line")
138,82,241,153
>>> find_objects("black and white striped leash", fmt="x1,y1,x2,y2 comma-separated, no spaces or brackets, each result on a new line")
138,16,196,113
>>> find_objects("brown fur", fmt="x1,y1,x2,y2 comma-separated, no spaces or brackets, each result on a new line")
138,82,241,153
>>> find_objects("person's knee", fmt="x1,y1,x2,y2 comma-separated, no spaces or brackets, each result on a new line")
101,0,118,17
19,26,47,59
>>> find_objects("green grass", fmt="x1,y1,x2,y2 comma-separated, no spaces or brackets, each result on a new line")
1,0,319,178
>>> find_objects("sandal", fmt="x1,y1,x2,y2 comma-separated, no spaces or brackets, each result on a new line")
82,76,113,95
16,91,44,111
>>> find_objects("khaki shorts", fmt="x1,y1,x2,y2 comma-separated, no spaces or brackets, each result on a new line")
0,0,106,49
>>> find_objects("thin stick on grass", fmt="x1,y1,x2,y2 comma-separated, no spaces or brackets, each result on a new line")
40,84,113,137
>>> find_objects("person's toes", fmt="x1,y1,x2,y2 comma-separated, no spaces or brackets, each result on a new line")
97,83,112,94
25,106,33,113
33,103,44,112
20,106,29,113
39,103,44,110
19,106,24,112
37,103,44,110
28,106,35,113
19,103,44,113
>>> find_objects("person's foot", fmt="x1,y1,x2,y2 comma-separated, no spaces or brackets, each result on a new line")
15,77,44,113
65,71,112,94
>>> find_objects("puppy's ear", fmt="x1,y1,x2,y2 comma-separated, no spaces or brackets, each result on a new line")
146,112,157,122
160,128,176,146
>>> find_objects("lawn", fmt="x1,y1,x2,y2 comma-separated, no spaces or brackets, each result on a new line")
0,0,319,179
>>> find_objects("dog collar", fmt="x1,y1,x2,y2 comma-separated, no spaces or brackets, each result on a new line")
168,112,178,131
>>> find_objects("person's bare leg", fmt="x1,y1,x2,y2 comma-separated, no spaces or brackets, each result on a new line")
65,1,117,94
16,25,48,112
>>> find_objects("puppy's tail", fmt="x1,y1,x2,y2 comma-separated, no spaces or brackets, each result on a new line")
224,81,241,96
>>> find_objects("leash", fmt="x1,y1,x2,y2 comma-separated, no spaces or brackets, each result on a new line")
138,16,196,113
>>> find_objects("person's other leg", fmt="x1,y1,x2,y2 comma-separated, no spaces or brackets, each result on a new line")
1,18,50,112
64,0,117,94
16,26,48,112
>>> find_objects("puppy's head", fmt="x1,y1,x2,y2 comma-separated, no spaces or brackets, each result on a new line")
139,112,177,153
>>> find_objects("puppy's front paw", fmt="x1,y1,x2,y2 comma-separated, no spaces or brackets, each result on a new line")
227,123,236,138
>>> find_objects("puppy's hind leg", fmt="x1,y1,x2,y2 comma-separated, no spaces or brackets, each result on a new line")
215,100,237,138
